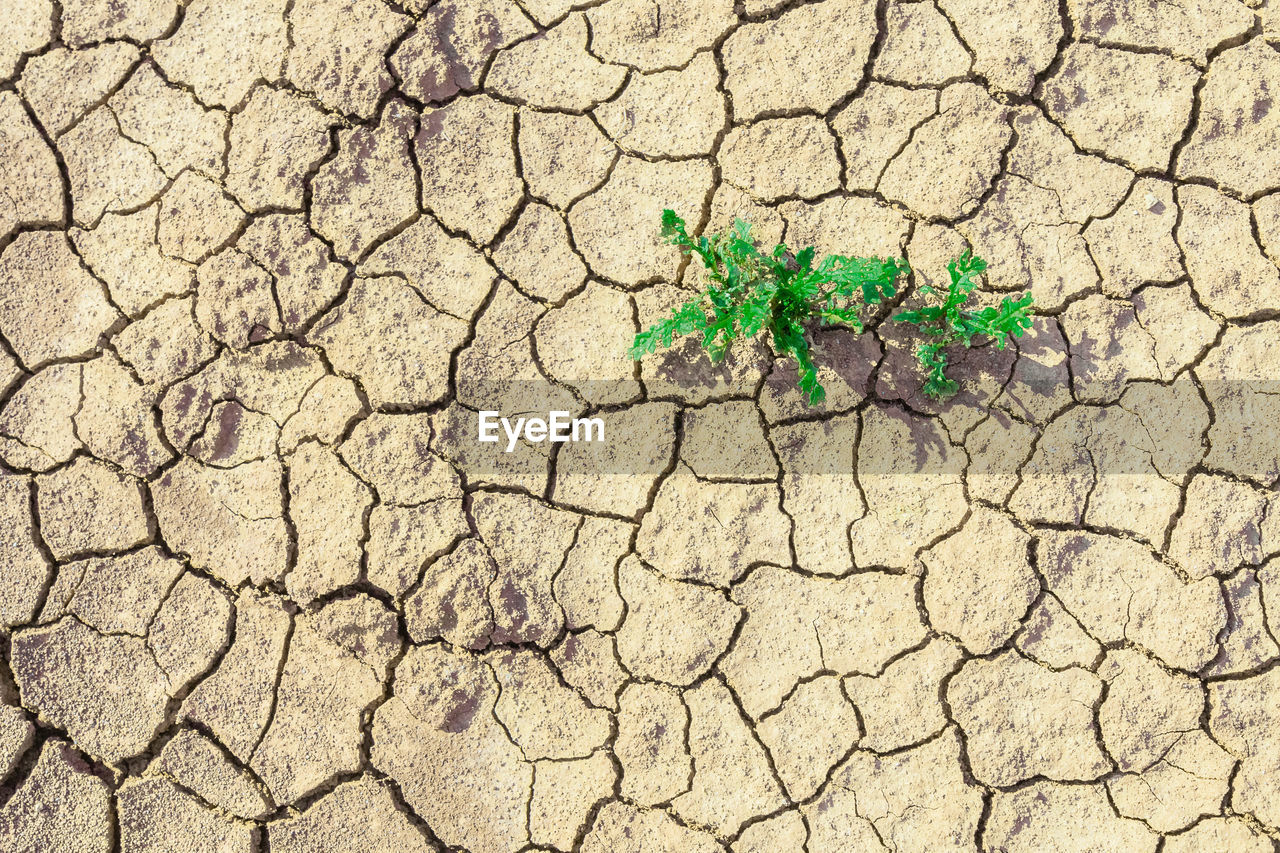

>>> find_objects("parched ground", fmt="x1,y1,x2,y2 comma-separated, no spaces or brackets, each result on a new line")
2,0,1280,850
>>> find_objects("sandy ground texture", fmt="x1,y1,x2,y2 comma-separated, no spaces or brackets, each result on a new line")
2,0,1280,850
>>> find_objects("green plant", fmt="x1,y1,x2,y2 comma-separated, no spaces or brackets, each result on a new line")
892,251,1034,399
629,210,910,405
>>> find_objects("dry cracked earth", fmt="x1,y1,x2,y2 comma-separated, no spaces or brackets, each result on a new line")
2,0,1280,850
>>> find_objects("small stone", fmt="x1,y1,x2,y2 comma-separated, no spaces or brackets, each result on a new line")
371,646,530,853
1015,594,1103,669
1037,529,1226,671
1085,178,1183,297
157,172,246,264
152,457,288,586
616,681,691,805
881,82,1011,220
150,729,271,820
551,630,626,710
227,87,337,212
36,458,149,559
672,678,786,837
875,1,971,85
110,63,227,179
845,639,965,751
181,591,291,762
474,490,580,646
63,0,175,46
530,752,616,851
488,14,626,111
596,52,725,157
0,91,63,241
118,777,253,853
494,203,588,304
722,0,876,120
833,84,937,192
285,0,408,117
616,555,740,686
554,515,630,632
569,155,713,286
405,538,496,648
720,116,841,203
418,95,522,244
73,203,194,318
1178,40,1280,196
365,500,468,598
1168,473,1271,580
1042,43,1197,171
390,0,535,103
589,0,737,71
0,364,83,471
269,779,435,853
153,0,286,108
985,780,1158,853
0,740,112,853
519,109,616,209
555,402,678,518
806,730,983,853
638,464,790,586
937,0,1061,94
310,276,468,408
12,618,170,764
757,675,860,801
310,99,418,260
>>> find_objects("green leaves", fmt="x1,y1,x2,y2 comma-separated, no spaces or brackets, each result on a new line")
631,210,911,406
631,213,1033,405
893,250,1035,399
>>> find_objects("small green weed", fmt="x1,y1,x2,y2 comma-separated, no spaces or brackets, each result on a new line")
629,210,909,405
892,251,1034,399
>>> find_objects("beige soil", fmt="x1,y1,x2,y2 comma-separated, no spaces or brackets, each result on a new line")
1,0,1279,850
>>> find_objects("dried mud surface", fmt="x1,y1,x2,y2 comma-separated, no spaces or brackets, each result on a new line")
1,0,1280,850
